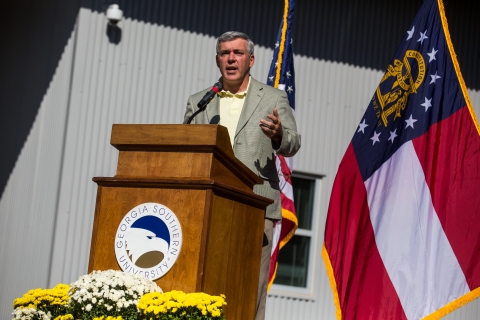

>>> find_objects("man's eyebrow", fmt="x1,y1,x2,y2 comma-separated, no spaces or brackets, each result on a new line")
219,48,245,55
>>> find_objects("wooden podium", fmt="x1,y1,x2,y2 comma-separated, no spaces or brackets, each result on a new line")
88,124,272,320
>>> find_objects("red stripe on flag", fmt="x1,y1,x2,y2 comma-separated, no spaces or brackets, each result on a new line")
412,107,480,289
277,153,298,248
280,192,296,215
279,215,296,247
278,154,293,183
325,144,406,319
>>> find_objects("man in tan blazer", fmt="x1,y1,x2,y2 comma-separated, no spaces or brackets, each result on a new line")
183,31,300,320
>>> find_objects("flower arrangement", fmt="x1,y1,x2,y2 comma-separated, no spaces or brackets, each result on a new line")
68,269,162,320
12,284,69,320
138,291,226,319
12,270,226,320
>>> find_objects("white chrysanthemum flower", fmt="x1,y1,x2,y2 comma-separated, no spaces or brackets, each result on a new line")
12,307,38,320
68,269,163,316
38,310,50,320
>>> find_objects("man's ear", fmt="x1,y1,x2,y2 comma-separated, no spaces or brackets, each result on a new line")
216,55,220,68
249,54,255,68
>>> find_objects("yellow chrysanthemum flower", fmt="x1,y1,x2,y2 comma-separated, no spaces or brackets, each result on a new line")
53,315,74,320
13,284,70,310
137,290,226,319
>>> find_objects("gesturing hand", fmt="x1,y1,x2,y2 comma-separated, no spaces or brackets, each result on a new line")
259,107,283,146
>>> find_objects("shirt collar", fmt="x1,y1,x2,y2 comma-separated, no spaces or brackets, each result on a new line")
219,76,251,98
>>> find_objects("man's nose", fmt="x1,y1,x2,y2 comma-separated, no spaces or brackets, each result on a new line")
227,52,236,62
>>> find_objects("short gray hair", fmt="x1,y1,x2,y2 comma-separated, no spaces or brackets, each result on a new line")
216,31,254,56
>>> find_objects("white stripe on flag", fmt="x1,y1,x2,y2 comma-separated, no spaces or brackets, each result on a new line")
271,220,282,255
365,141,469,319
275,156,294,201
284,155,294,171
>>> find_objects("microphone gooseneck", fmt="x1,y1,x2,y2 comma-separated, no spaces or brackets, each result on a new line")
187,81,223,124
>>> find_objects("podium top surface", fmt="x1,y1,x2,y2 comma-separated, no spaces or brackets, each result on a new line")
110,124,263,187
111,124,234,157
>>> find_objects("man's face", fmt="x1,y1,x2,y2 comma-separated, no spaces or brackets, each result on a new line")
216,38,255,89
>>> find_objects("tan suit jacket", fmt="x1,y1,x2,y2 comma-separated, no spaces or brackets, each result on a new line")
183,77,301,219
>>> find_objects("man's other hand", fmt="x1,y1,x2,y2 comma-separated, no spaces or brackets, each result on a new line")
259,107,283,146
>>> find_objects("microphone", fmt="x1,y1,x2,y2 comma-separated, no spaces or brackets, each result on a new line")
197,81,223,109
186,81,223,124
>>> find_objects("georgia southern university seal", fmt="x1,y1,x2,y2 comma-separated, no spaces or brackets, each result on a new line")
114,202,183,280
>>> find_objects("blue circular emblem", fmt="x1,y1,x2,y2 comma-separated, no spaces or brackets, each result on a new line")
114,202,183,280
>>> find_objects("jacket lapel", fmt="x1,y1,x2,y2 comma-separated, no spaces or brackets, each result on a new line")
204,94,220,124
234,77,264,138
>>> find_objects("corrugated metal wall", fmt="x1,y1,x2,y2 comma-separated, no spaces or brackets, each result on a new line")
0,28,77,315
1,2,480,319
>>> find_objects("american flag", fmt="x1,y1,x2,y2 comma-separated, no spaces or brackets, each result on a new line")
266,0,297,291
323,0,480,318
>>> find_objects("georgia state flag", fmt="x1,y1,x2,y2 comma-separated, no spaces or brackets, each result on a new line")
323,0,480,319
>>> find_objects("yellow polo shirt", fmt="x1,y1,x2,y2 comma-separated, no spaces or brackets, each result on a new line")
218,77,251,146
